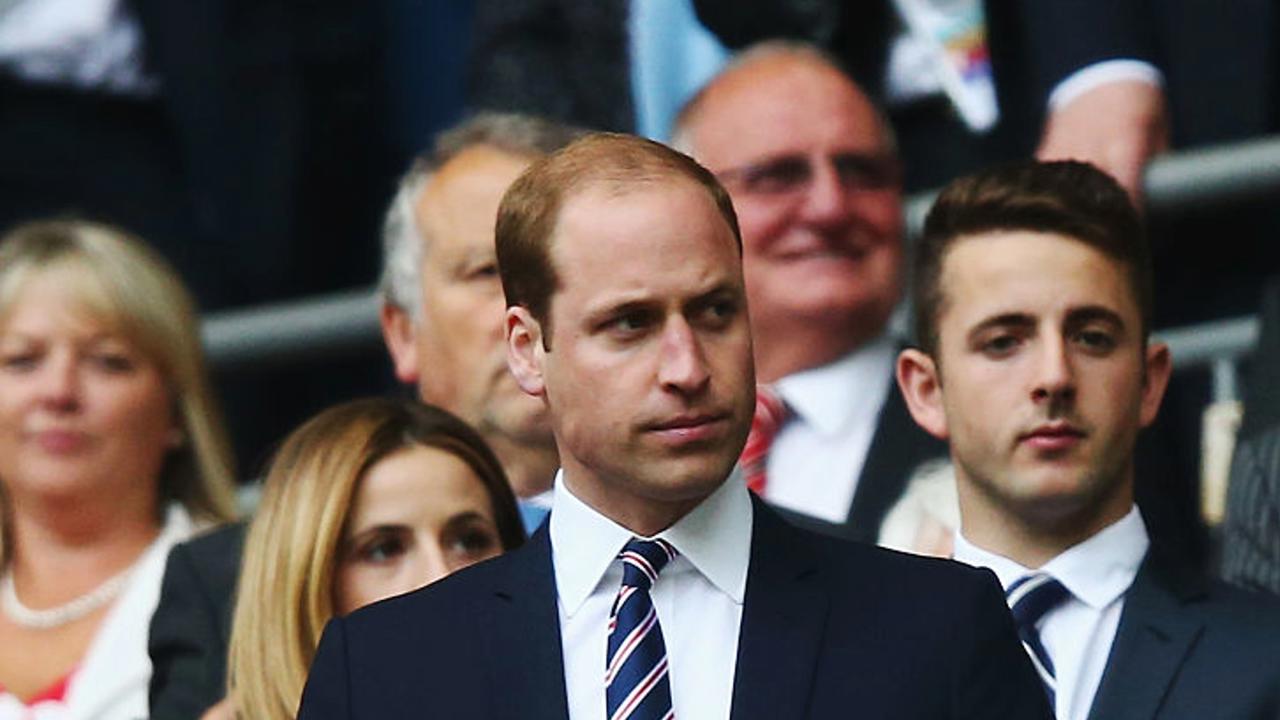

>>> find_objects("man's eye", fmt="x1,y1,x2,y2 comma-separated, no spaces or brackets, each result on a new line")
743,158,810,194
833,154,900,189
470,263,499,279
697,299,739,328
606,311,654,336
980,335,1021,356
1074,329,1116,353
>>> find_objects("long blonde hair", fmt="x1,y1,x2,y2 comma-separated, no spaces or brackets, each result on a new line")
226,398,523,720
0,220,238,563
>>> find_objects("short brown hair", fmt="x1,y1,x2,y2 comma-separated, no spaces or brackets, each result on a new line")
494,132,741,345
912,160,1152,357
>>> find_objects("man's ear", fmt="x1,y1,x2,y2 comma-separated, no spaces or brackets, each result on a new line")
506,306,546,397
896,348,950,440
380,303,420,384
1139,341,1172,428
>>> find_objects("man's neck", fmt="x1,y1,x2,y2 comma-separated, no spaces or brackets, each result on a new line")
560,472,708,538
958,489,1136,569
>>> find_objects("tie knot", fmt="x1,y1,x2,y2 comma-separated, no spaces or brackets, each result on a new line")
1006,573,1071,630
618,538,677,591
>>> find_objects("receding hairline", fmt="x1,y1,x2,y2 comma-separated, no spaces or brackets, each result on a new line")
672,41,895,153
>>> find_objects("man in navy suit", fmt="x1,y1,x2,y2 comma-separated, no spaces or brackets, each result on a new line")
296,133,1050,719
896,160,1280,719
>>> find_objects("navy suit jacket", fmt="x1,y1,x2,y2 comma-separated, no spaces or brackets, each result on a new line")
297,497,1051,719
1086,545,1280,720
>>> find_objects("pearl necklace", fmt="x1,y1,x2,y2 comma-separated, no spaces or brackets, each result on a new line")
0,561,136,630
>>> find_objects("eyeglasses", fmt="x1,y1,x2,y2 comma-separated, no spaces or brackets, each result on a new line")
715,152,901,198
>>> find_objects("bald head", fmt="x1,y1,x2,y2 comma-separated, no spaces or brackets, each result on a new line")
674,43,905,382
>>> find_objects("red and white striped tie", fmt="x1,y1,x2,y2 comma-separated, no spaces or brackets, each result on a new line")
740,385,789,495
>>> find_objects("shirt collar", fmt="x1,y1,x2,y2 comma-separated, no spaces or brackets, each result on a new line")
550,467,753,617
953,506,1149,609
524,487,555,509
773,334,896,437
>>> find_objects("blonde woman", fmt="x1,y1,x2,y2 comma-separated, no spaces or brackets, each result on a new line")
0,220,237,718
218,397,524,720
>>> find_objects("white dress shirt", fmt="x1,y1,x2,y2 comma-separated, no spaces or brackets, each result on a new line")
953,506,1150,720
551,469,752,720
765,334,896,523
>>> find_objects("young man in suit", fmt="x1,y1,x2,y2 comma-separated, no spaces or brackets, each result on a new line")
671,43,947,544
296,132,1050,719
897,160,1280,719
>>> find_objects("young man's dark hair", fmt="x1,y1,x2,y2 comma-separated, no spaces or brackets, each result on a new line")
912,160,1152,358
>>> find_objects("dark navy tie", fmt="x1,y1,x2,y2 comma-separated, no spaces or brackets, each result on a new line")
1006,573,1072,710
606,538,678,720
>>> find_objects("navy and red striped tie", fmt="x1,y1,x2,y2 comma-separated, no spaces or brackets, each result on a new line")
606,538,678,720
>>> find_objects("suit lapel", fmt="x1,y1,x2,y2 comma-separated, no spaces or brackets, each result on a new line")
1086,548,1208,720
484,524,570,720
730,499,830,720
845,378,948,543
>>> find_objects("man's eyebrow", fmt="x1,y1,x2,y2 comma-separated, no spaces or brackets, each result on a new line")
966,312,1035,341
1064,305,1127,329
582,297,657,326
688,281,740,303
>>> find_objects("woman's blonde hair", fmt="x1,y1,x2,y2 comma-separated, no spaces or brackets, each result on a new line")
0,220,238,563
226,397,523,720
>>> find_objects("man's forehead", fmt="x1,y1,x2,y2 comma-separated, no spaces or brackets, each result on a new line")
549,179,739,280
422,145,531,209
416,145,531,257
938,232,1140,326
688,54,886,165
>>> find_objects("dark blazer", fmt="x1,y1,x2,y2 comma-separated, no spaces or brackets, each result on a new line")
1087,545,1280,719
147,522,246,720
297,498,1052,719
774,378,949,545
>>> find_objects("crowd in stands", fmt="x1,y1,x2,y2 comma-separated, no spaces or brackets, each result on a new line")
1,2,1279,718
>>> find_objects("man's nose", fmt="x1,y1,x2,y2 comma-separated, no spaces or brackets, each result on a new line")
797,158,852,227
1030,337,1076,407
658,318,711,397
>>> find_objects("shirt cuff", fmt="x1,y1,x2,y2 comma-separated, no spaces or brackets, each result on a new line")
1047,59,1164,111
